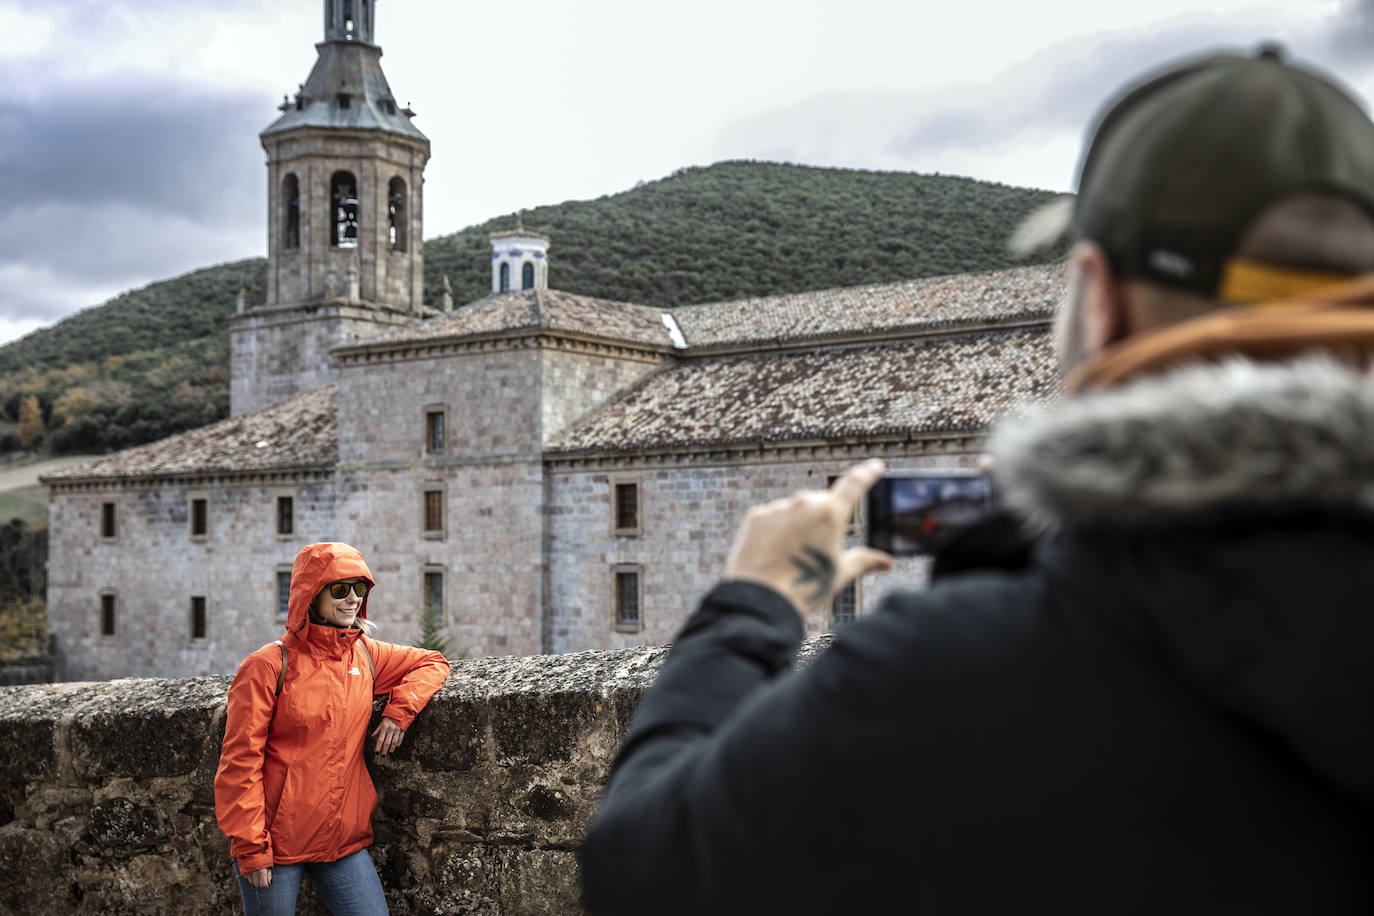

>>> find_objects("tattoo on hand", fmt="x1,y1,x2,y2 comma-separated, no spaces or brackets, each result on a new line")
791,545,836,602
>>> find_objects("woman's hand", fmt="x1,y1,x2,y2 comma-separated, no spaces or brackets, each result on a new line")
372,717,406,755
244,866,272,888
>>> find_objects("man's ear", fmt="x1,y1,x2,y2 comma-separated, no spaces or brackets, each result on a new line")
1069,242,1131,350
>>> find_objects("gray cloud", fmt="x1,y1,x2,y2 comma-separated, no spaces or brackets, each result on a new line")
1321,0,1374,69
0,72,269,323
890,17,1304,161
715,6,1374,184
0,77,265,219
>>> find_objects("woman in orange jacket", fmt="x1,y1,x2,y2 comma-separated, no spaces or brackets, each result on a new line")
215,542,450,915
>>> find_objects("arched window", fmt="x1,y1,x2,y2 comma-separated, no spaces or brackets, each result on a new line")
283,173,300,249
522,261,535,290
388,177,407,252
330,171,359,248
499,262,511,293
343,0,355,38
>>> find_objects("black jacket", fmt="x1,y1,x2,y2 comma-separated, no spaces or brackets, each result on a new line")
581,358,1374,914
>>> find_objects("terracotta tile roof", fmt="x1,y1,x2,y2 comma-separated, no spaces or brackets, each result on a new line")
549,327,1058,454
41,385,337,483
353,290,674,350
673,263,1063,348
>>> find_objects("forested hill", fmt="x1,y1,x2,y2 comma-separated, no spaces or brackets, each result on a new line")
426,160,1065,308
0,160,1066,455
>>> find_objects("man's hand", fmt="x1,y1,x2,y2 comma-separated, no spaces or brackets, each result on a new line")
372,717,406,755
726,459,893,615
244,866,271,888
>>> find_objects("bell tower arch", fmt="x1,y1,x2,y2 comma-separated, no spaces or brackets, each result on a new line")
231,0,430,416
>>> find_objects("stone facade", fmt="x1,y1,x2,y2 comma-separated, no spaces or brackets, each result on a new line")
544,450,982,652
46,301,1059,677
229,303,412,417
46,474,337,681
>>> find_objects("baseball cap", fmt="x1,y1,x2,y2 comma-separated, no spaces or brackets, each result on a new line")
1069,45,1374,302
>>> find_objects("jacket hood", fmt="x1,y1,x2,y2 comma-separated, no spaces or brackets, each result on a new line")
990,357,1374,533
286,542,375,634
990,357,1374,804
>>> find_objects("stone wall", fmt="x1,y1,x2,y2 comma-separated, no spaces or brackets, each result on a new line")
0,641,801,915
335,344,552,658
46,477,339,681
229,305,411,417
538,346,663,446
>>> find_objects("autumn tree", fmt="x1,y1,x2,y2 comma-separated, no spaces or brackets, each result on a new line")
17,395,44,449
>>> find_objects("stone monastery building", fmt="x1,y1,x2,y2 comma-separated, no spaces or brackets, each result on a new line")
43,0,1065,680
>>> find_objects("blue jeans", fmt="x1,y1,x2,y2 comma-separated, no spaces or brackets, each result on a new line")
233,848,388,915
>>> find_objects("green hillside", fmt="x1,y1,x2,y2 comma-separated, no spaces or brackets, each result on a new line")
427,160,1065,307
0,160,1065,456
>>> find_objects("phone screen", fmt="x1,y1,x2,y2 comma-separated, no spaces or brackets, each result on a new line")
866,473,994,557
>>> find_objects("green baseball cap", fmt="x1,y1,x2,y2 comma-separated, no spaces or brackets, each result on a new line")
1072,44,1374,299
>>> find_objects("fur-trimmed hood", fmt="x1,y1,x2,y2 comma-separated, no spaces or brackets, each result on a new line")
991,357,1374,532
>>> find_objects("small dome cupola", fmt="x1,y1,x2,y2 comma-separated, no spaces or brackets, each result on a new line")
325,0,375,44
489,224,550,293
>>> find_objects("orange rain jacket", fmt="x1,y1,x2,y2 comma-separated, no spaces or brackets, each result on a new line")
214,543,450,874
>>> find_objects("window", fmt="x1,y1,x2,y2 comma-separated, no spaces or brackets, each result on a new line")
100,502,117,539
337,93,351,109
521,261,535,290
388,177,407,251
100,593,117,637
343,0,354,37
330,171,359,248
189,497,207,537
499,262,511,292
423,571,444,622
190,497,208,539
276,570,292,622
832,580,858,628
425,409,445,454
283,173,300,249
423,488,444,536
614,566,642,632
612,481,640,535
191,596,207,639
277,496,294,537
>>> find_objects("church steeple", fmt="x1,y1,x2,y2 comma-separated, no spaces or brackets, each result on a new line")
230,0,430,417
325,0,375,44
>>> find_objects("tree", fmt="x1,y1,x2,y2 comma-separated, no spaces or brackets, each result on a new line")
17,395,44,449
416,601,449,655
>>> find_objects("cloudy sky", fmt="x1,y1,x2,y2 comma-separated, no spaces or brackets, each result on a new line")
1,0,1371,347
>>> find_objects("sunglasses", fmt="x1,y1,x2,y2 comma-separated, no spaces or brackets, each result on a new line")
326,581,370,600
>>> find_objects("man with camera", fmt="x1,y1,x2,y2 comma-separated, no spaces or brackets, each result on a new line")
582,47,1374,914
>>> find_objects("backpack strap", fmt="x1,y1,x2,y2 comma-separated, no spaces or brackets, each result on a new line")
272,636,374,697
274,640,287,696
357,637,376,683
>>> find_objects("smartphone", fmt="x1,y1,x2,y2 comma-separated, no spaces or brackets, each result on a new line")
865,471,995,557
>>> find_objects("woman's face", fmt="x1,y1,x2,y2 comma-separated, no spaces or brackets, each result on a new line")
314,578,367,628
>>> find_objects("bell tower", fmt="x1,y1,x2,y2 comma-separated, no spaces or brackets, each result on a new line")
230,0,430,416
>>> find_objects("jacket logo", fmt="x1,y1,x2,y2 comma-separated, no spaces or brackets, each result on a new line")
348,667,361,676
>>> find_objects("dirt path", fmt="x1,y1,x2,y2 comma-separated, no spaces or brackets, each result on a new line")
0,456,97,492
